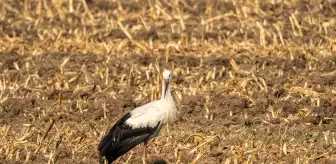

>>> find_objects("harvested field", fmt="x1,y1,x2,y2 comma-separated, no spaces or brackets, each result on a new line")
0,0,335,163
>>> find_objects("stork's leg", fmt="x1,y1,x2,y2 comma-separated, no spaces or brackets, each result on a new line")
166,122,170,135
142,141,148,164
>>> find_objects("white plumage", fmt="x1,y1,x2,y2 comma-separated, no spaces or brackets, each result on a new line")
126,100,177,128
98,69,177,164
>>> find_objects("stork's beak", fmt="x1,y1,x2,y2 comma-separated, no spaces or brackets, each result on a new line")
163,79,169,98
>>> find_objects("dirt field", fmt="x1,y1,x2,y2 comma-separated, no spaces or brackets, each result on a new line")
0,0,335,163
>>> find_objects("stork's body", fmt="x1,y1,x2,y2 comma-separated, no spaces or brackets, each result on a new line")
98,70,177,164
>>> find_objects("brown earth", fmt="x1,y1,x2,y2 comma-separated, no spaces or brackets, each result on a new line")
0,0,335,164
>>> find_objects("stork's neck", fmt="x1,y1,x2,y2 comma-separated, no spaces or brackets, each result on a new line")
161,81,174,102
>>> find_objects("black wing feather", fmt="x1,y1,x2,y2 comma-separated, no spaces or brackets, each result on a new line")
98,112,161,163
98,113,131,154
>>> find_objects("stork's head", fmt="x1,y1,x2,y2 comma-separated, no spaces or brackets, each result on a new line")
162,69,172,99
162,69,172,81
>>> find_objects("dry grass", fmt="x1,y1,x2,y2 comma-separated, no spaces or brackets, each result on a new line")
0,0,335,163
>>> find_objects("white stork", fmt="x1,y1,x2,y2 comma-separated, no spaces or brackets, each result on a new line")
98,69,177,164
